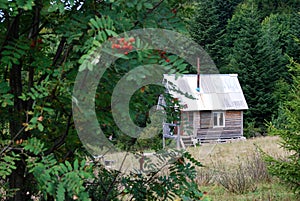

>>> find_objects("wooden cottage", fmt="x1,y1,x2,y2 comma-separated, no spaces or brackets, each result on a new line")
159,74,248,144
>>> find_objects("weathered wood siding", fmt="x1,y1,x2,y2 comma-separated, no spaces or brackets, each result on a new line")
224,111,242,136
197,110,243,141
200,111,211,128
180,110,243,141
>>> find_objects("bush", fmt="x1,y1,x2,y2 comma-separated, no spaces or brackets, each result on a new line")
213,152,270,194
245,151,271,182
215,163,256,194
195,167,215,186
243,121,263,138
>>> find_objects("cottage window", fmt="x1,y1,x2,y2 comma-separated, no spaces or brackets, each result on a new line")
213,112,225,127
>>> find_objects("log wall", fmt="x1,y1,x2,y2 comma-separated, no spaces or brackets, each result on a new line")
197,110,243,141
180,110,244,141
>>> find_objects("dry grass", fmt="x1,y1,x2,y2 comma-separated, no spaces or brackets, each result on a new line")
187,136,298,201
200,181,298,201
187,136,288,168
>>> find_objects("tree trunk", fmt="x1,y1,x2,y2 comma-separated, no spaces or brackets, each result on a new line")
9,63,26,201
7,14,26,201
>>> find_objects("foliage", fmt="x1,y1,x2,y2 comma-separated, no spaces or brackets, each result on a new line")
1,0,299,199
254,0,300,18
0,151,20,200
189,0,242,69
226,0,299,131
264,57,300,196
223,0,269,130
116,152,207,201
1,137,209,200
191,0,300,133
0,0,206,200
0,137,93,200
243,121,263,138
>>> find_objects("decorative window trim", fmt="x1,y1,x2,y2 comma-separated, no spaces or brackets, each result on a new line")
213,111,225,127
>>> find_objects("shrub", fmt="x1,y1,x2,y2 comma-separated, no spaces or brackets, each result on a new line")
245,151,271,182
214,162,257,194
213,152,270,194
195,167,215,186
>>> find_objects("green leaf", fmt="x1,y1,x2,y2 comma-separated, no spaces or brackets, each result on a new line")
126,2,134,7
37,123,44,132
60,163,68,173
90,18,99,30
73,159,79,171
105,29,117,37
80,160,86,170
24,138,46,155
137,2,142,11
65,161,73,172
78,64,86,72
167,55,178,63
56,182,65,201
144,3,153,9
87,62,93,71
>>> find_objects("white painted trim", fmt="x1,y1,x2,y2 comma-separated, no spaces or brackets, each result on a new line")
212,111,225,128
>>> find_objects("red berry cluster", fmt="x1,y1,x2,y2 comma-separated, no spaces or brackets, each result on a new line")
111,37,135,55
158,50,170,62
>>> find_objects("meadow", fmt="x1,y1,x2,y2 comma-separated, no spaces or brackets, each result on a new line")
187,136,298,201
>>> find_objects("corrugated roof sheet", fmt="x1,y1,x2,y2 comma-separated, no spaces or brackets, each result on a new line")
163,74,248,111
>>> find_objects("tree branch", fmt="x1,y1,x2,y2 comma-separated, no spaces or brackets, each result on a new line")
27,3,42,111
44,110,73,155
0,126,25,155
133,0,165,28
0,11,23,56
37,37,67,85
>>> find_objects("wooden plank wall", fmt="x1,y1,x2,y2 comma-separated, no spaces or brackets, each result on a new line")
200,111,211,128
193,111,200,136
196,110,243,141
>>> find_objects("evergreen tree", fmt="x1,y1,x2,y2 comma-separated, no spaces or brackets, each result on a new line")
254,0,300,18
265,57,300,195
190,0,300,132
189,0,219,68
221,0,300,131
256,13,297,124
189,0,242,68
224,0,266,129
285,12,300,63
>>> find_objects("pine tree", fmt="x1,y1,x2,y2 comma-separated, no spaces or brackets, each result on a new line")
265,57,300,195
254,0,300,18
189,0,242,68
224,1,266,129
256,13,296,124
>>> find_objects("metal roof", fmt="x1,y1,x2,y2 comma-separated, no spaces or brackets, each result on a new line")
163,74,248,111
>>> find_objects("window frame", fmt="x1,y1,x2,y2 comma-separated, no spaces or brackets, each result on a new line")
212,111,225,128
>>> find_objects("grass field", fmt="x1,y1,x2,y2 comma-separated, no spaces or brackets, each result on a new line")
187,136,298,201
